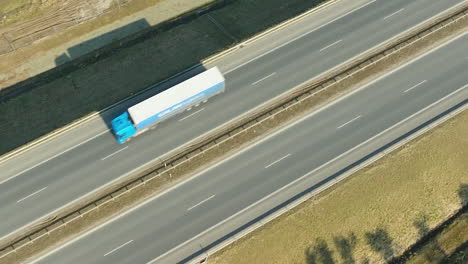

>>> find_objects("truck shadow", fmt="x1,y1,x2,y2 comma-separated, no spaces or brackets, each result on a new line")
54,19,151,65
0,0,329,156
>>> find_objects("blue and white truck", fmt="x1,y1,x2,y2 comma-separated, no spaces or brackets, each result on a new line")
111,67,225,144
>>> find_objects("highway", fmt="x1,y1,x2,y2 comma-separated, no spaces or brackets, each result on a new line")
0,0,465,244
33,32,468,264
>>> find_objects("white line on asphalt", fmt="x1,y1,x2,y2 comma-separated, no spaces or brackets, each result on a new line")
179,108,205,122
101,146,129,161
384,8,405,20
147,83,468,264
404,80,427,93
252,72,276,85
224,0,377,74
29,33,468,264
319,39,342,52
103,240,134,256
265,154,291,168
187,195,216,211
337,115,362,129
17,187,47,203
17,32,468,256
0,129,109,186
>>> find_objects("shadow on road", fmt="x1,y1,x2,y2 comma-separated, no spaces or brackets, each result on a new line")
0,0,328,156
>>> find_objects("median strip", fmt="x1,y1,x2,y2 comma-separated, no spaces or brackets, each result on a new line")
0,3,467,264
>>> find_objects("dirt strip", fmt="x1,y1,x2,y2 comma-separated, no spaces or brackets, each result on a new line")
0,3,467,264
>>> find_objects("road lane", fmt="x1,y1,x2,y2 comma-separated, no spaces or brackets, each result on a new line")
0,0,465,241
34,30,468,264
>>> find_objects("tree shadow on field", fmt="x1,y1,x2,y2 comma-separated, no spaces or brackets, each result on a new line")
416,184,468,263
413,214,446,262
414,215,430,237
333,233,358,264
458,184,468,207
304,233,363,264
365,228,395,261
390,184,468,264
305,239,336,264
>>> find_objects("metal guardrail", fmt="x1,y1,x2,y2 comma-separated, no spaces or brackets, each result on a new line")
188,95,468,264
0,1,467,262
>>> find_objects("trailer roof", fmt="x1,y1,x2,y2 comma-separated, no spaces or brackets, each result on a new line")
128,67,224,126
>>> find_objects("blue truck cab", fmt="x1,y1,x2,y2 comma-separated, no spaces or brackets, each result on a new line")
111,112,136,144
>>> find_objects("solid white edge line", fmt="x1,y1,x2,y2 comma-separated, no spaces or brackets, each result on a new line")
101,146,129,161
179,108,205,122
265,154,291,169
320,39,343,52
224,0,377,74
252,72,276,85
0,0,460,182
0,129,109,186
337,115,362,129
187,195,216,211
28,30,468,264
103,240,134,257
383,8,405,20
404,80,428,93
148,84,467,264
17,187,47,203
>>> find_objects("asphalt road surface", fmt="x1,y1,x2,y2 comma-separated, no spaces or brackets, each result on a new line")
33,30,468,264
0,0,465,245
